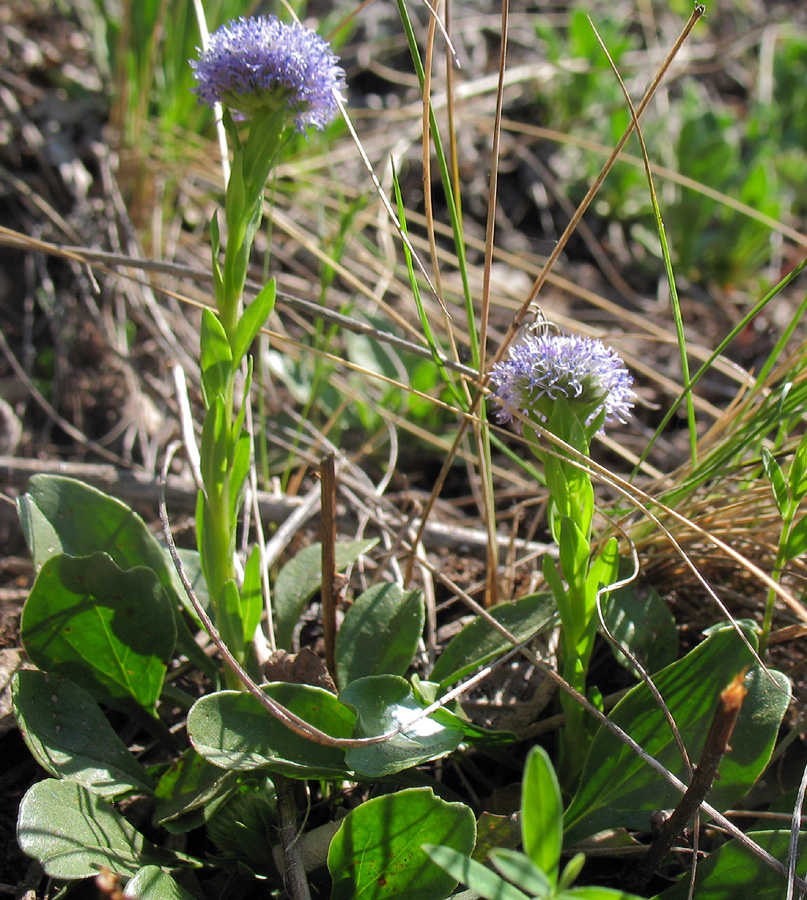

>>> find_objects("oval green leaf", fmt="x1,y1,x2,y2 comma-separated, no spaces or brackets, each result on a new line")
21,552,176,712
17,779,151,878
329,787,475,900
13,670,153,798
341,675,463,777
187,683,355,777
336,582,424,687
17,474,214,678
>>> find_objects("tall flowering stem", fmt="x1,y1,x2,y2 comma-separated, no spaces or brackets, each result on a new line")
191,17,345,681
492,333,635,784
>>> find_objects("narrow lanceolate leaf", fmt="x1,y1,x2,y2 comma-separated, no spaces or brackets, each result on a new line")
21,552,176,712
234,278,276,362
488,849,552,898
788,429,807,499
200,307,233,406
329,788,475,900
564,624,790,844
12,671,153,798
239,545,264,645
783,512,807,561
424,844,531,900
761,447,789,517
17,779,152,879
521,746,562,884
656,829,807,900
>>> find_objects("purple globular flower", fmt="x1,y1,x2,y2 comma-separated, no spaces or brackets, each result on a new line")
191,16,346,132
491,333,635,430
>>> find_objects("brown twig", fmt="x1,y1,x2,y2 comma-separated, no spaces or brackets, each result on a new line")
274,774,312,900
629,670,749,890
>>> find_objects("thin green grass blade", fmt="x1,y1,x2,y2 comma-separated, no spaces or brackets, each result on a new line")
592,18,697,467
394,0,478,367
632,253,807,484
391,165,466,410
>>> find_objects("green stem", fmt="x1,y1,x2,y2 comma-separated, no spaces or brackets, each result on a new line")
198,107,286,684
760,535,789,657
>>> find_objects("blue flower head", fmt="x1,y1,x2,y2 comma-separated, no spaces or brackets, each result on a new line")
491,333,635,431
191,16,346,132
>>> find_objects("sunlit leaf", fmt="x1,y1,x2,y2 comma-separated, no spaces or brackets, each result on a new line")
657,829,807,900
17,779,153,878
564,624,790,844
329,788,475,900
13,670,153,798
336,582,424,686
124,866,200,900
521,746,562,883
187,683,354,777
21,552,176,713
342,675,463,777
